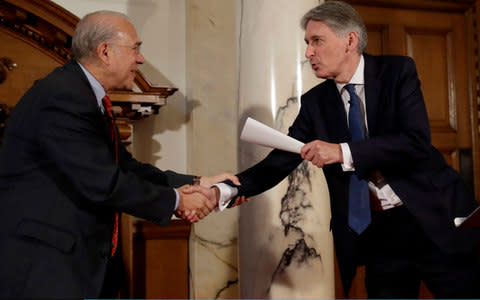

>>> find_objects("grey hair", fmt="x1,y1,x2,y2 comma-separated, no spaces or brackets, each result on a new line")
301,1,367,54
71,10,129,62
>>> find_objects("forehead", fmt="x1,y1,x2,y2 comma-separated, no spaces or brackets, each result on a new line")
113,17,139,42
304,20,336,39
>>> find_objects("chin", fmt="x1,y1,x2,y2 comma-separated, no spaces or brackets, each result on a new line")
121,81,134,91
314,69,333,79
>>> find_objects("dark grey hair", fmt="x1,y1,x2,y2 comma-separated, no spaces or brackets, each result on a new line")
301,1,367,54
71,10,129,62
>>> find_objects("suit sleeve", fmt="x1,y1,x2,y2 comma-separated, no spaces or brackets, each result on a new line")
235,100,316,197
37,93,178,225
118,145,194,188
349,57,432,178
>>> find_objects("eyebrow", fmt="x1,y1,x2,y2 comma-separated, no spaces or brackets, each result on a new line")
304,35,320,44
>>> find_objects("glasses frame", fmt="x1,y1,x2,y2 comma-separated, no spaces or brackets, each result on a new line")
109,42,142,54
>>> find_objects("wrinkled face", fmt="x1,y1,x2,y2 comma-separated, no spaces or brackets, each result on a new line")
108,18,145,90
304,20,350,81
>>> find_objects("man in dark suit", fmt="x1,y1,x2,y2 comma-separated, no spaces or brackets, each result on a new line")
0,10,239,299
204,1,480,298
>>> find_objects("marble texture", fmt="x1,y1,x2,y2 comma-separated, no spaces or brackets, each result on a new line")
186,0,240,298
237,0,335,298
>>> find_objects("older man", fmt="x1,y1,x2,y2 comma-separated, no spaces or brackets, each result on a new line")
0,10,238,299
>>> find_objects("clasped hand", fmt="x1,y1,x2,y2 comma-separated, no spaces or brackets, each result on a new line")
175,173,249,223
176,184,218,221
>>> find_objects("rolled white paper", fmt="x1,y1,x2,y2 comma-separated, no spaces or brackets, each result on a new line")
240,117,305,154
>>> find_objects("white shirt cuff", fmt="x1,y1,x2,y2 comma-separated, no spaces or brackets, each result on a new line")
213,183,238,211
173,188,179,210
340,143,355,171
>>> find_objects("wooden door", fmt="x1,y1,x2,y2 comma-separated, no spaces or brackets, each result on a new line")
336,0,480,298
355,2,478,191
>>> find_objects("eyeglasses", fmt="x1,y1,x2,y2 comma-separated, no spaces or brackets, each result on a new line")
110,42,142,54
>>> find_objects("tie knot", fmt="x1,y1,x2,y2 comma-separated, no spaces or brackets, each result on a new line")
344,84,355,95
102,95,113,117
102,95,112,110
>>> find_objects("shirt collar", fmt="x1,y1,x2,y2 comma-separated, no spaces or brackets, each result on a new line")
336,55,365,93
77,61,106,110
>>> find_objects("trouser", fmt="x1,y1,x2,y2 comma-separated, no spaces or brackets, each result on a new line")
99,247,125,299
359,206,480,299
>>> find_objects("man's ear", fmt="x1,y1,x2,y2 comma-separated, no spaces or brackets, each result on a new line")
97,42,110,65
347,31,359,53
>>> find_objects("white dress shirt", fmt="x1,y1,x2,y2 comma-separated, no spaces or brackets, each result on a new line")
337,55,402,210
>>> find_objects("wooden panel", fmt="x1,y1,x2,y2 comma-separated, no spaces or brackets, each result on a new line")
358,4,472,173
407,29,452,128
145,239,189,299
365,24,387,55
131,220,191,299
0,29,60,107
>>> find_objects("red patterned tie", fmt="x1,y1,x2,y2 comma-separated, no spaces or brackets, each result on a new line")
102,95,119,257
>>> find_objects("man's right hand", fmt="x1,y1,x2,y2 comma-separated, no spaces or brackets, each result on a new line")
176,185,217,222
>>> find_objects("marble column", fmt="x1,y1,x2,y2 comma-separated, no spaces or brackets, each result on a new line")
186,0,240,298
237,0,335,298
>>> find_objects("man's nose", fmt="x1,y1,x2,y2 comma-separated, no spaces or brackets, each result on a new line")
305,44,314,59
137,53,145,64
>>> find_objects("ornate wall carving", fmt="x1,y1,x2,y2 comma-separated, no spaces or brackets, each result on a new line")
0,0,177,144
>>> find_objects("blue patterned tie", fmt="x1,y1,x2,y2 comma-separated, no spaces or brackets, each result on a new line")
345,84,371,234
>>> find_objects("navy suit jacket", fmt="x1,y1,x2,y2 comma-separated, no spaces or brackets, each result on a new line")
234,54,479,292
0,60,193,298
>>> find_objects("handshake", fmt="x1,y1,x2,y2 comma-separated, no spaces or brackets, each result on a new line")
175,173,249,223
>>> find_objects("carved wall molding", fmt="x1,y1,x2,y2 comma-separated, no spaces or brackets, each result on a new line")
0,0,178,144
0,0,74,63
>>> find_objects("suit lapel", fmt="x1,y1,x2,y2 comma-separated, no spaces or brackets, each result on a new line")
65,60,116,146
364,55,381,137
